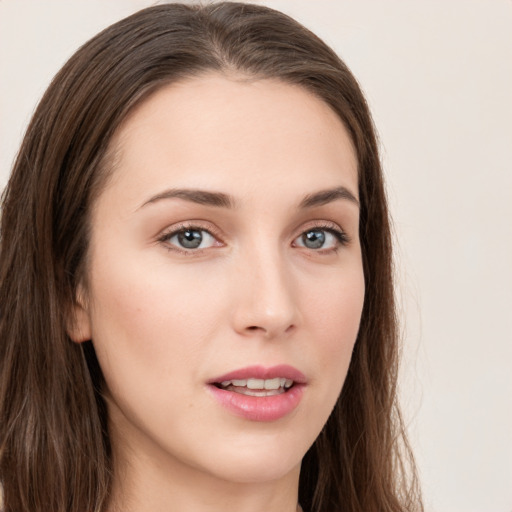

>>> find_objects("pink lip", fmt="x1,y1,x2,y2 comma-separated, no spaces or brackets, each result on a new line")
208,364,307,385
207,365,306,422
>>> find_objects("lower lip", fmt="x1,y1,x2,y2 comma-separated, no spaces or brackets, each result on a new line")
207,384,305,422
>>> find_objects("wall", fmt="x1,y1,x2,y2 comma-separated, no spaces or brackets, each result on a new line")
1,1,511,510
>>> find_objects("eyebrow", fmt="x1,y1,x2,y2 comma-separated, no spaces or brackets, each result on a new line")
140,188,235,209
298,186,359,209
139,185,359,211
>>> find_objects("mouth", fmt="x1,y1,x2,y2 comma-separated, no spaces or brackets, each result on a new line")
214,377,295,397
207,365,306,421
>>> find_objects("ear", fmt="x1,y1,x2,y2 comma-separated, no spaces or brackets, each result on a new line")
66,287,92,343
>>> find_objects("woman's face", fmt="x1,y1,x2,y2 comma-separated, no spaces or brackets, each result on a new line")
72,74,364,487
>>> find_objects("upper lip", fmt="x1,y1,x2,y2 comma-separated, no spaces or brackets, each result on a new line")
208,364,307,385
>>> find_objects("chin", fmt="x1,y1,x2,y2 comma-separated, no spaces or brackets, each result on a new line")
206,452,302,485
194,428,312,484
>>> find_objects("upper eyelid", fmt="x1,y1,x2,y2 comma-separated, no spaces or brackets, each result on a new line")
158,221,222,239
294,226,349,245
157,223,223,255
294,221,352,248
293,220,347,236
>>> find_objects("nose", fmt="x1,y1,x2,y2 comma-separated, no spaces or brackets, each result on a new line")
230,246,300,339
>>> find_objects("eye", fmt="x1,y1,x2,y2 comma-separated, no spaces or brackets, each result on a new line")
293,227,347,251
163,227,218,251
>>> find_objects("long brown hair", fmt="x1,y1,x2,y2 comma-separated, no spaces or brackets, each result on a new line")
0,3,422,511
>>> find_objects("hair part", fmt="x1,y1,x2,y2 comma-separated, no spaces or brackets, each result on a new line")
0,3,422,511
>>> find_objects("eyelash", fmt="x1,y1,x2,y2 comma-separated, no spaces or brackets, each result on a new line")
296,222,351,253
157,222,223,255
157,221,350,255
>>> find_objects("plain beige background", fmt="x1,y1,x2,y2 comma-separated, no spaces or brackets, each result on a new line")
1,1,511,511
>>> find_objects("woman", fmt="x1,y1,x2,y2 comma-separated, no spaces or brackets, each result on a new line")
0,3,422,512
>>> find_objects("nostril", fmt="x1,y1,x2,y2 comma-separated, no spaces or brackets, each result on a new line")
243,323,295,336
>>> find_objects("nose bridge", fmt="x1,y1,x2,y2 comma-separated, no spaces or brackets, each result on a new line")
232,237,298,337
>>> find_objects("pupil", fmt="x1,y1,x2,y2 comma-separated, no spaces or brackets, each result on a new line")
178,230,202,249
303,230,325,249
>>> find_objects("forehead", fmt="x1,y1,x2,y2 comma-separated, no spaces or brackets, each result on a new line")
103,73,358,206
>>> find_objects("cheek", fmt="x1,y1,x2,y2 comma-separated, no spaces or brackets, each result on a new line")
85,255,232,449
86,251,226,389
301,265,365,382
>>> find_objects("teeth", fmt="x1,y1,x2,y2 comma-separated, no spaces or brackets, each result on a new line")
247,378,264,389
219,378,295,390
264,377,281,390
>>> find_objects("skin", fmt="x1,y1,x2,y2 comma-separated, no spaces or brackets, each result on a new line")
70,74,365,512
